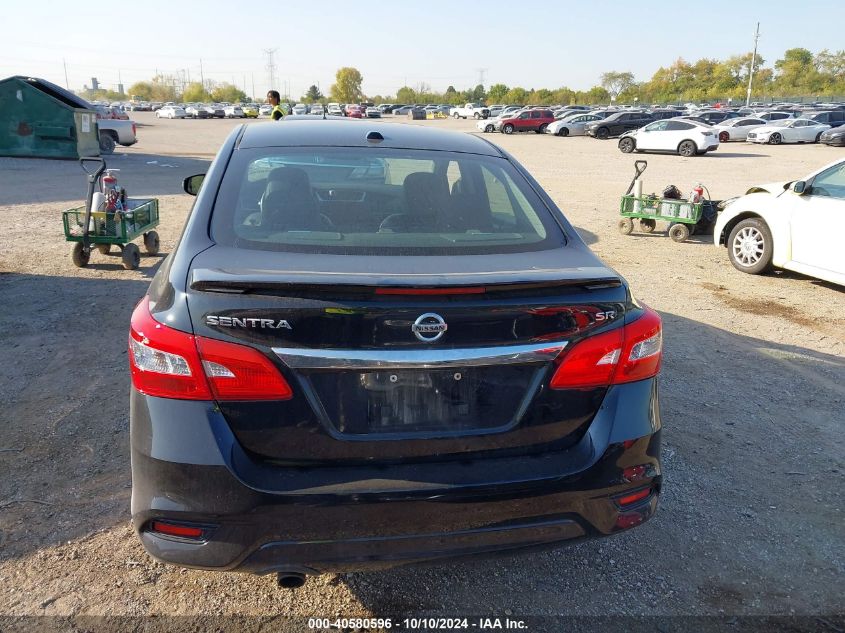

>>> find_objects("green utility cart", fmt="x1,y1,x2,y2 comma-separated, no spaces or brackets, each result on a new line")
62,158,160,270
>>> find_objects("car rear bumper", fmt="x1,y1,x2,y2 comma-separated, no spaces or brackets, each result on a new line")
131,378,661,574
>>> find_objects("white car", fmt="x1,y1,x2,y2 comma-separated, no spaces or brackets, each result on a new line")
155,105,186,119
223,105,244,118
327,104,343,116
292,103,308,115
546,113,606,137
310,104,325,115
712,117,767,142
714,157,845,286
746,118,831,145
259,104,273,116
618,119,719,156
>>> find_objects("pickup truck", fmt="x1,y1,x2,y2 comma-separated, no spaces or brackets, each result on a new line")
450,103,490,119
96,119,137,154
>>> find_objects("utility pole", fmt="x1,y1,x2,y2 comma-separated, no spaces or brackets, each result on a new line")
746,22,760,107
63,59,69,89
252,74,255,100
264,48,278,93
476,68,488,86
200,59,205,91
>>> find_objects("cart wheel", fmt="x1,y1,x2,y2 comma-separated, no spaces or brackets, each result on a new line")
122,243,140,270
143,231,160,255
639,219,656,233
669,223,691,242
96,244,111,255
72,242,89,268
618,218,634,235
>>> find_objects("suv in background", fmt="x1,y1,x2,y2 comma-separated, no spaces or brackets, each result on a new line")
499,109,556,134
805,110,845,127
586,111,655,139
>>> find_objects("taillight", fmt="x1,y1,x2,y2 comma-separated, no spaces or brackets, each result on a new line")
129,298,292,401
550,306,662,389
195,336,292,401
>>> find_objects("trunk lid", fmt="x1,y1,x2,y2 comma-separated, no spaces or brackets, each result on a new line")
186,246,628,464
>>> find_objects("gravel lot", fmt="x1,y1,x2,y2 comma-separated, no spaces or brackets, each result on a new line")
0,113,843,628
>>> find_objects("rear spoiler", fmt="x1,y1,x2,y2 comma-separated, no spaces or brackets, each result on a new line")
190,267,623,295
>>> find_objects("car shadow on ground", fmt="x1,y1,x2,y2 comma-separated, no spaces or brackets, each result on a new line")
706,152,768,158
0,154,211,205
2,288,844,621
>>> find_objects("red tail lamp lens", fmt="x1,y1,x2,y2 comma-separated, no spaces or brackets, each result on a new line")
550,306,662,389
129,298,293,401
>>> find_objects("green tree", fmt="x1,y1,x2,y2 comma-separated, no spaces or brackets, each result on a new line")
600,71,635,100
487,83,509,103
330,67,364,103
469,84,486,102
128,81,153,101
211,83,247,103
182,82,211,102
504,87,528,104
303,85,324,103
396,86,417,103
774,48,818,92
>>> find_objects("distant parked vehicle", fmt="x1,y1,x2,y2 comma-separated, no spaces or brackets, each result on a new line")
224,105,244,118
618,119,719,156
804,110,845,128
156,106,187,119
391,105,417,116
345,104,364,118
546,113,605,137
185,105,209,119
259,104,273,116
241,104,259,118
586,111,654,139
757,111,794,123
819,124,845,146
746,119,831,145
451,103,490,119
712,118,767,142
499,109,555,134
327,104,343,116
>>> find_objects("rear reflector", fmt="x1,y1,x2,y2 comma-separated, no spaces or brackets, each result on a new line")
149,521,204,539
615,487,652,508
129,297,292,401
550,306,662,389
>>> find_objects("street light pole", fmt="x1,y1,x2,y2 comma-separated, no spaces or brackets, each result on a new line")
746,22,760,107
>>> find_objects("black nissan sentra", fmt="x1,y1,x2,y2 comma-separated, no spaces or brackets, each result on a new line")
129,121,662,587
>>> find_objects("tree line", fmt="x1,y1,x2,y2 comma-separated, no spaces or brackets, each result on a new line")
78,48,845,106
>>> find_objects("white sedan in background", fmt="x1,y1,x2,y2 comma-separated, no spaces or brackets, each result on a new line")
746,118,830,144
223,105,244,118
155,105,186,119
714,157,845,286
546,113,606,137
712,117,767,142
618,119,719,156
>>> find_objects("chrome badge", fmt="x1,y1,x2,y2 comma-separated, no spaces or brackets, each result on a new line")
411,313,447,343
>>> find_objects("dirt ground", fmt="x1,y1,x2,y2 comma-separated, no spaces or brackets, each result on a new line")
0,113,843,628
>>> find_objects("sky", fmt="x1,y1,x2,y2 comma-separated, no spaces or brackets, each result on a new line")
1,0,842,100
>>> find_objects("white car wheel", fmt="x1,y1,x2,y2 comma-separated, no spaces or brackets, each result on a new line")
728,218,773,274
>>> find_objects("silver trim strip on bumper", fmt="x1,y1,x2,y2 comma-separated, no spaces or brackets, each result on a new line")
272,341,568,370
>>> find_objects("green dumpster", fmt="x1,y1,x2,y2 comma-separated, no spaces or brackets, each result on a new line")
0,76,100,159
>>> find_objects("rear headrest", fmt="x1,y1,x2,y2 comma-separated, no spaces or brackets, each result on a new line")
404,172,449,217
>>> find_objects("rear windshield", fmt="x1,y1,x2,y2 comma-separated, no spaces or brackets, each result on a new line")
210,147,566,255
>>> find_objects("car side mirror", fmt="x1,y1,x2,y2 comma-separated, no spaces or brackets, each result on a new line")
183,174,205,196
791,181,807,194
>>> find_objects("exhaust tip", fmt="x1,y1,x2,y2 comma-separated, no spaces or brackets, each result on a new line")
277,572,306,589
